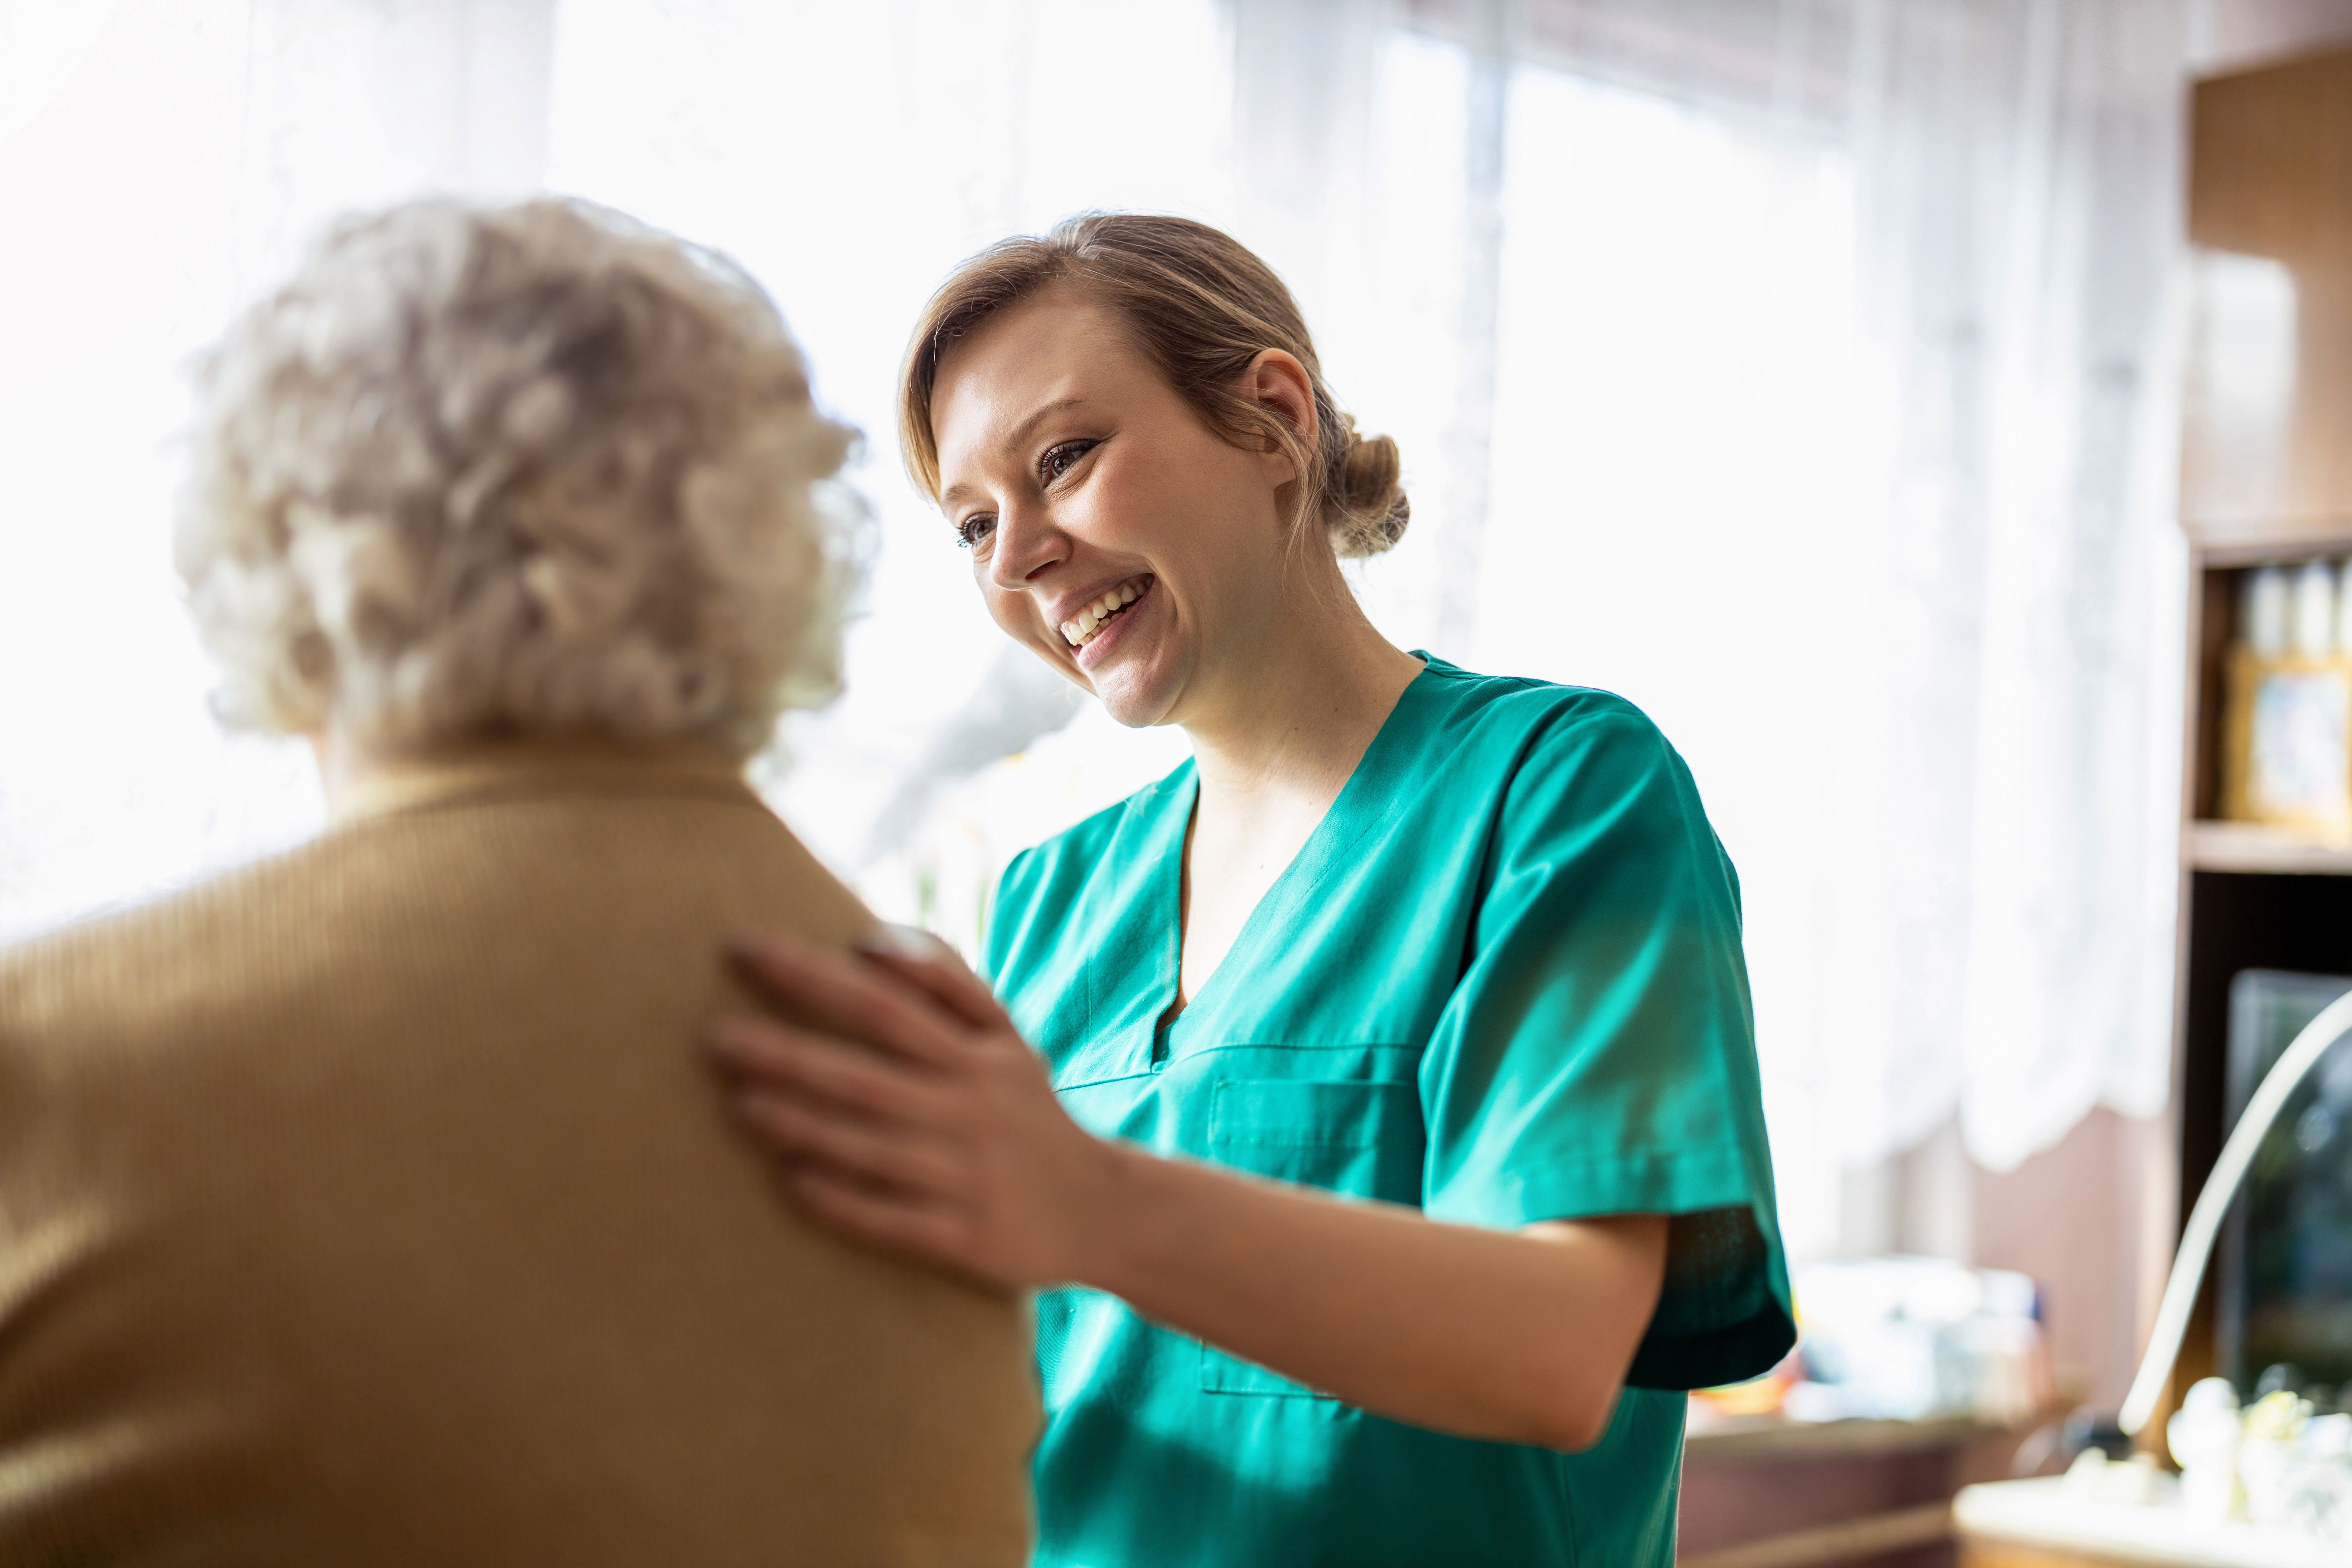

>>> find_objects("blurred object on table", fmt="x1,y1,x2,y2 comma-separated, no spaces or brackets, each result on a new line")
2161,1374,2352,1538
1953,1371,2351,1563
1692,1256,2054,1431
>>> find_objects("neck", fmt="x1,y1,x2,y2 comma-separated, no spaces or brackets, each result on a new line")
1177,565,1424,813
311,729,745,821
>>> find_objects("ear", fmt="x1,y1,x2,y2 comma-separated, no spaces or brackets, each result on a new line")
1239,349,1318,485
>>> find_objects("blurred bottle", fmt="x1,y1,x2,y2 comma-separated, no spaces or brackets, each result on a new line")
2294,560,2337,659
2168,1376,2243,1520
2245,565,2291,657
2239,1388,2312,1528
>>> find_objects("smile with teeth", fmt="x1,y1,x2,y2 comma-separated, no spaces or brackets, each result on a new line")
1060,575,1152,648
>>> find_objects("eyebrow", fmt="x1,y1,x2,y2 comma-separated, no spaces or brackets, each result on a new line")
939,398,1090,509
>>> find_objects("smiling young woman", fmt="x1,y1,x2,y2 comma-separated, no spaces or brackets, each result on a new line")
707,214,1795,1568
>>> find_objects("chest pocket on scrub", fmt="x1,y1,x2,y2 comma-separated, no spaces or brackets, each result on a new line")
1199,1076,1425,1398
1206,1077,1425,1200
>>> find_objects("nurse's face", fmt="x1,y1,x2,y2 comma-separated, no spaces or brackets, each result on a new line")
930,288,1308,730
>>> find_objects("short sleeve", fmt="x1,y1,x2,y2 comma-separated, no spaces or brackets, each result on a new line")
1417,696,1794,1391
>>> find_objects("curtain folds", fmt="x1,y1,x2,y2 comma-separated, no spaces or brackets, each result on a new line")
1229,0,2192,1214
1844,0,2190,1173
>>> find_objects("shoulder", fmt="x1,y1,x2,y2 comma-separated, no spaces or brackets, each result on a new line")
1413,662,1731,897
1415,661,1692,800
0,837,335,1048
982,760,1191,985
1418,658,1665,738
994,761,1190,903
0,846,342,1147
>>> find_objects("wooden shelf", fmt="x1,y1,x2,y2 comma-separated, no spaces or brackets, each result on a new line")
2185,820,2352,875
1683,1409,1999,1463
2191,529,2352,567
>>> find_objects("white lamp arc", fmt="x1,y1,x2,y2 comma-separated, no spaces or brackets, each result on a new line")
2118,988,2352,1436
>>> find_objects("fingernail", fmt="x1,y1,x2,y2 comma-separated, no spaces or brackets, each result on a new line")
855,922,953,962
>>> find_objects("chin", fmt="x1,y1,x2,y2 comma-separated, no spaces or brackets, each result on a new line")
1087,662,1183,729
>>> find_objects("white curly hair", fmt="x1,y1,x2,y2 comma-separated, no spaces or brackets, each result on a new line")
176,196,863,759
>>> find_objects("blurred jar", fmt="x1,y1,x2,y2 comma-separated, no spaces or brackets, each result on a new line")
2168,1376,2243,1520
2245,566,2292,656
2294,560,2338,659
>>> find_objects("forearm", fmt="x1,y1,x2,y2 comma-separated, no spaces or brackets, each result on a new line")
1074,1143,1667,1450
709,936,1670,1450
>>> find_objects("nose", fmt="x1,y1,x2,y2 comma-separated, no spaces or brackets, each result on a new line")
986,499,1067,593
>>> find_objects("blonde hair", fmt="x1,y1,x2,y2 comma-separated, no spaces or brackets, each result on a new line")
898,213,1408,559
177,197,863,758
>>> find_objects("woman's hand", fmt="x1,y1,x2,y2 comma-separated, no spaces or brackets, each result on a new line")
707,931,1123,1292
710,926,1669,1449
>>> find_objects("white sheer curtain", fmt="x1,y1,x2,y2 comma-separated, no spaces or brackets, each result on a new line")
0,0,2193,1261
0,0,560,941
1223,0,2194,1248
1834,0,2191,1178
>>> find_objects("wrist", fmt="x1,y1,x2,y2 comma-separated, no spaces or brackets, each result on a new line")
1059,1135,1164,1295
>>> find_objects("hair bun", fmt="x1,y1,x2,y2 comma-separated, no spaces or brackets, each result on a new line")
1331,427,1408,558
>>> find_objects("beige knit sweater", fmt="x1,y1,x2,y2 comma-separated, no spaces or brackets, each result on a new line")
0,745,1037,1566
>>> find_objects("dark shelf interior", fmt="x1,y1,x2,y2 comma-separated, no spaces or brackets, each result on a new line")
2175,869,2352,1391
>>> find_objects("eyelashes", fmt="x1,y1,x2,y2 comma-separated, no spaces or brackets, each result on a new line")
1040,439,1096,483
950,438,1101,550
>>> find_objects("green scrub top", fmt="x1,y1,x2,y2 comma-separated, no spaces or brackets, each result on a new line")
982,657,1794,1568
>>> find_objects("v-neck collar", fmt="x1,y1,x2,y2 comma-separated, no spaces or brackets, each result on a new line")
1153,654,1447,1046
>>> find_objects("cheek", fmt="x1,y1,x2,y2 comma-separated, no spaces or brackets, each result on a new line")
1147,438,1282,553
1078,454,1226,571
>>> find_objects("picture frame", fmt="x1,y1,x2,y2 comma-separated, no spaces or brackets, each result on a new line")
2221,646,2352,840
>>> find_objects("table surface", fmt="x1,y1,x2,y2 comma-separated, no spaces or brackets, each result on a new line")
1953,1477,2343,1568
1684,1408,1998,1462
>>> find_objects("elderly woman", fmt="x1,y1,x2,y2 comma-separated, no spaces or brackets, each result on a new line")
0,199,1035,1567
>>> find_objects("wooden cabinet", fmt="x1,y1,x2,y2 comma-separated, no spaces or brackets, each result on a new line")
2169,43,2352,1418
1678,1415,2023,1568
2183,49,2352,542
1958,1546,2112,1568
